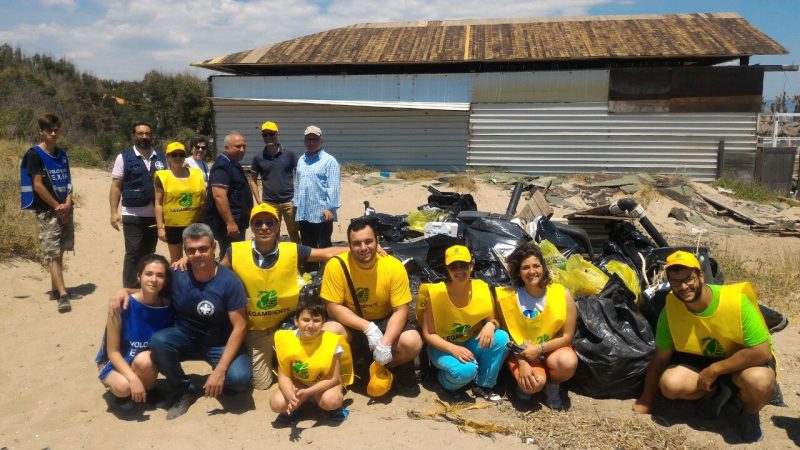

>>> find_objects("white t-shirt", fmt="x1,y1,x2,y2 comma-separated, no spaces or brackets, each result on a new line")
516,286,546,319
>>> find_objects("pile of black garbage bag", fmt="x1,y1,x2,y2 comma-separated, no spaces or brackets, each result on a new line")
351,188,788,399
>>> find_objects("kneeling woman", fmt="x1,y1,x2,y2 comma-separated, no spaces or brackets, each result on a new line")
271,298,353,423
96,254,174,408
496,242,578,410
419,245,509,401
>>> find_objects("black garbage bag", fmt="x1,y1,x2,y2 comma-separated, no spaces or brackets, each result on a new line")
463,216,530,285
533,216,584,257
424,189,477,215
361,213,422,243
568,274,655,399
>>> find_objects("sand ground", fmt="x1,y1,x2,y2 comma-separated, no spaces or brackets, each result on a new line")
0,167,798,449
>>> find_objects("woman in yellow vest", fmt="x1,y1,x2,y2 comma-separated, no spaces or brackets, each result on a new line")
419,245,510,402
271,297,353,424
154,142,206,262
495,242,578,410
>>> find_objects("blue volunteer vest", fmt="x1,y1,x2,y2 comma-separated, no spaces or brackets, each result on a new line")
121,148,166,207
95,295,174,380
20,146,72,209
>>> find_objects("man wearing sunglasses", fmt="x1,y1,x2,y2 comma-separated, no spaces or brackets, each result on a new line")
220,203,347,390
248,121,300,243
634,251,776,443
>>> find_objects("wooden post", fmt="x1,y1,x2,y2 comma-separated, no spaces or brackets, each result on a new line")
716,139,725,179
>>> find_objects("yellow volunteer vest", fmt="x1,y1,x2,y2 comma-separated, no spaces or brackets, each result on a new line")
232,241,300,331
429,279,494,343
496,283,567,345
274,329,354,386
156,168,205,226
666,282,763,357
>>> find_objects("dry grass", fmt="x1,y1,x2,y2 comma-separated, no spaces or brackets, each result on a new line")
341,162,376,175
633,182,660,208
447,173,477,192
408,399,691,448
0,139,42,263
394,169,439,181
710,243,800,320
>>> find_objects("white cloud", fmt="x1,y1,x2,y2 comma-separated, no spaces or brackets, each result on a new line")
38,0,76,7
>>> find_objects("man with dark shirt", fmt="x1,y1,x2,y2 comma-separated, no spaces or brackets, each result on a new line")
248,121,300,243
205,132,255,259
20,113,74,312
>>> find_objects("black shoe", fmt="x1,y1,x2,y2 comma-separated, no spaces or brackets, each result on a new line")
471,385,502,403
739,412,763,443
147,389,171,409
49,291,58,301
699,384,732,419
166,390,199,420
57,295,71,313
113,396,135,412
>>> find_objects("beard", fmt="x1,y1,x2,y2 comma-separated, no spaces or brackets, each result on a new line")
136,139,152,149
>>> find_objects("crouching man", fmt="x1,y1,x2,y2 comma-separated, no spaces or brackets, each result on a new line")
634,251,776,443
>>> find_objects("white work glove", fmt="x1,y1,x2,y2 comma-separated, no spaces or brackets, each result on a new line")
373,343,394,366
364,322,384,351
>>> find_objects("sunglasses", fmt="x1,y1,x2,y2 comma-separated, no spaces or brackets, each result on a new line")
261,131,277,137
184,245,211,255
193,145,207,150
169,152,186,158
253,219,277,228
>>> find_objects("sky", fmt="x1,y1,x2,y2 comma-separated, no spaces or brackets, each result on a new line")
1,0,798,99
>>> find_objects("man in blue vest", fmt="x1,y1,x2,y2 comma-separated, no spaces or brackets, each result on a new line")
109,121,166,288
205,132,255,259
20,113,75,313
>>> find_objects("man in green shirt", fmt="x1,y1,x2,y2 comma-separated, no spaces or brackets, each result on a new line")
633,251,776,443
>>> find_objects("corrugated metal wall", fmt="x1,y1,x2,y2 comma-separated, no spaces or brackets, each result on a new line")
468,102,758,181
213,100,469,170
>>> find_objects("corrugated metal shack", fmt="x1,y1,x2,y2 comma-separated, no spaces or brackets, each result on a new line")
193,13,788,181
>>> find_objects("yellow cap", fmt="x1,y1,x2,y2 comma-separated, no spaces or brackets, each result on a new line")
165,141,186,154
366,361,393,397
249,202,279,222
445,245,471,265
665,250,702,271
260,121,278,132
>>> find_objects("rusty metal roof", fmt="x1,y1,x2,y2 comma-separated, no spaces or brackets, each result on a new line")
193,13,787,75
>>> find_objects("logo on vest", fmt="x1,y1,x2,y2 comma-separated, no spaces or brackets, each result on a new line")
292,360,309,379
154,161,165,170
355,287,369,305
178,193,193,207
447,322,472,341
536,334,550,344
256,290,279,310
701,337,726,357
197,300,215,317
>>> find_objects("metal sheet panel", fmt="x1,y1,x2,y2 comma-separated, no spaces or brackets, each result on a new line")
472,70,609,103
468,103,758,181
212,100,468,171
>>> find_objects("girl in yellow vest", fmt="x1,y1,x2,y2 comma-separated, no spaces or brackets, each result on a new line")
154,142,206,262
495,242,578,410
419,245,510,402
271,298,354,424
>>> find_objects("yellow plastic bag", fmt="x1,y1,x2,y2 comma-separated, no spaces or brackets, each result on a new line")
406,210,445,233
604,260,641,301
539,239,567,270
562,254,609,297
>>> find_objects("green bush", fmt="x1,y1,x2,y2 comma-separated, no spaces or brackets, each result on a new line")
65,144,106,168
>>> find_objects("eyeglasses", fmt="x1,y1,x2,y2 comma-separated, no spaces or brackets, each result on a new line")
253,219,277,228
667,272,699,287
193,145,207,150
447,261,471,270
169,152,186,158
184,245,211,255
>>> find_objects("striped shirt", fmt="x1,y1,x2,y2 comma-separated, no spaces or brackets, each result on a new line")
293,149,340,223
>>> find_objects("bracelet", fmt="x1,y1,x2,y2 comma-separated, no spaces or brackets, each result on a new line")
487,319,499,329
537,344,546,361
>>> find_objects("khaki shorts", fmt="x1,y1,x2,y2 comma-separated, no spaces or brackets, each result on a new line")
269,200,299,234
36,210,74,259
245,328,278,390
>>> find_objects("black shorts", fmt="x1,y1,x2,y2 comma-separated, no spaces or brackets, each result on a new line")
671,351,777,374
165,226,187,245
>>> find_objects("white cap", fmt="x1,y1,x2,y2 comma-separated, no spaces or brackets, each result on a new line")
304,125,322,137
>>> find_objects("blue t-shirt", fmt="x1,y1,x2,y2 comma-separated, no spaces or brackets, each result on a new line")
171,265,247,347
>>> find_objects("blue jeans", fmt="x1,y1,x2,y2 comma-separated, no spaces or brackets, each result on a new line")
428,329,510,392
150,327,252,394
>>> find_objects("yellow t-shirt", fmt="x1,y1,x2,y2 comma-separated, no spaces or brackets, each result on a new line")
320,252,411,321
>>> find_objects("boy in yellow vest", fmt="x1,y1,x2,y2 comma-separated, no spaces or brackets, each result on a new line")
271,298,353,424
634,251,776,443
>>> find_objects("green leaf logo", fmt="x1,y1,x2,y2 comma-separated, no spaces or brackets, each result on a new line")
451,323,472,337
178,193,193,207
256,290,278,310
701,337,726,357
292,360,309,379
536,334,550,344
355,287,369,304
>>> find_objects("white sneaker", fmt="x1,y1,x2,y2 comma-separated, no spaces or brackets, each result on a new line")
544,383,562,410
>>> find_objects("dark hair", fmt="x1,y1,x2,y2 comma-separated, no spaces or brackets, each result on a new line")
136,253,171,288
38,114,61,131
189,134,208,148
347,217,377,243
295,296,327,320
131,121,153,134
506,242,551,288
